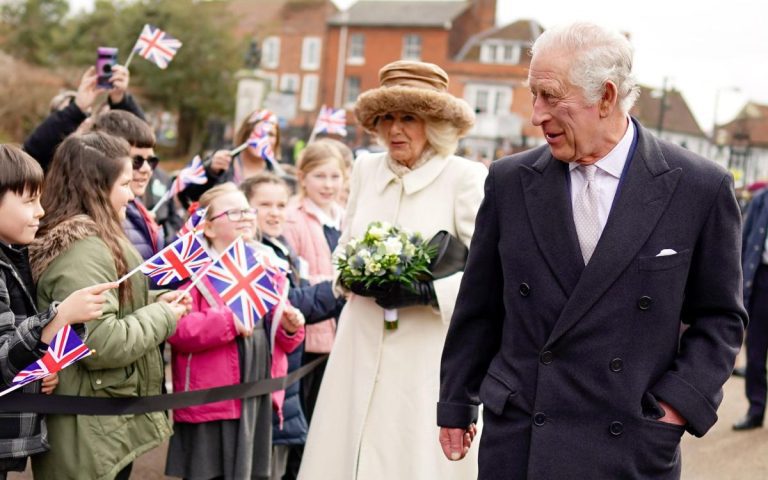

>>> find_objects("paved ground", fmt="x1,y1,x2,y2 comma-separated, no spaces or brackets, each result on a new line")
9,367,768,479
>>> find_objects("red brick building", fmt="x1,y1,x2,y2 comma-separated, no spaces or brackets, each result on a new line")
228,0,338,131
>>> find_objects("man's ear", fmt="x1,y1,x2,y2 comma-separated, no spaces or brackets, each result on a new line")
599,81,619,117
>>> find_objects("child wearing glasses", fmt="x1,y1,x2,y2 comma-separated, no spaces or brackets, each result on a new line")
165,182,305,480
242,173,345,480
90,111,165,266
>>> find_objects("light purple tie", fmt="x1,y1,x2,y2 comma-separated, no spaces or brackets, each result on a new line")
573,164,600,264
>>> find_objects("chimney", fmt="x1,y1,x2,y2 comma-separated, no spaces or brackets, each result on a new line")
472,0,497,30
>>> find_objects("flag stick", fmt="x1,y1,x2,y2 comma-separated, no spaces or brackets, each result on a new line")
269,281,291,353
124,49,137,70
115,263,145,285
229,141,249,157
150,190,173,215
0,381,27,398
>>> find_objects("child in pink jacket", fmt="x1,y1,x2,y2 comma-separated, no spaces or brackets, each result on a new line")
165,183,304,480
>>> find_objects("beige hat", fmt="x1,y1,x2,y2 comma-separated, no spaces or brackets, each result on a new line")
354,60,475,136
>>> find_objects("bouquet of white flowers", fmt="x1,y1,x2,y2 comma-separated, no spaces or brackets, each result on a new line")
334,221,435,330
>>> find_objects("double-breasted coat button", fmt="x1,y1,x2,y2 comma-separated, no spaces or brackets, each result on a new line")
533,412,546,426
609,421,624,436
638,296,652,310
540,351,554,365
519,283,531,297
95,379,102,385
609,358,623,372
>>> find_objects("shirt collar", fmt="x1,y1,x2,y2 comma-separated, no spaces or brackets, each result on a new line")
569,117,634,178
303,198,342,229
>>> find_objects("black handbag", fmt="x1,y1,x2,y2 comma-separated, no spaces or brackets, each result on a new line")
426,230,469,280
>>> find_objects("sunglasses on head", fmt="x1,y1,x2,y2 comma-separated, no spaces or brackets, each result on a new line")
132,155,160,170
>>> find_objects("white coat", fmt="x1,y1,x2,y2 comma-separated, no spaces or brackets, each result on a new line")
298,151,487,480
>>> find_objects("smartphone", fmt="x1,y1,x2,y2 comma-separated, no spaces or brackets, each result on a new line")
96,47,119,89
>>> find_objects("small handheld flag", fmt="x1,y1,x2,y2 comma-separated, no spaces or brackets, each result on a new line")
0,325,91,396
177,207,208,238
206,239,281,329
247,125,276,165
151,155,208,215
314,106,348,137
129,24,182,70
140,232,211,286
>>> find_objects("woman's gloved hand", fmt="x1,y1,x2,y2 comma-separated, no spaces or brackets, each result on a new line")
374,281,437,309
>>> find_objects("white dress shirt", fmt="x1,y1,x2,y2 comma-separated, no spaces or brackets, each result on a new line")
569,118,635,236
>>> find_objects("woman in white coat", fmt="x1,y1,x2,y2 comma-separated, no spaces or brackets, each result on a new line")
298,60,487,479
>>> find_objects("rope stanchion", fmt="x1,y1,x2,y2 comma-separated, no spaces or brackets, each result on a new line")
0,356,327,416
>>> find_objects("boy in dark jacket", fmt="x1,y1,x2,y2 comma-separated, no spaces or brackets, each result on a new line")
0,145,114,478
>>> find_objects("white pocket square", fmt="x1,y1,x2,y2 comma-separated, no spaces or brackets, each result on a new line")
656,249,677,257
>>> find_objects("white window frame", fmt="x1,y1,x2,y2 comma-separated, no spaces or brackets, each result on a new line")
279,73,300,93
465,84,513,115
300,74,319,111
301,36,322,71
262,36,280,69
345,76,361,106
480,41,521,65
402,34,422,60
262,73,278,92
347,33,365,65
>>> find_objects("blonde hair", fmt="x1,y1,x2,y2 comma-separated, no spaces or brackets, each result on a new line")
373,115,460,158
296,142,348,195
240,172,289,204
198,182,261,242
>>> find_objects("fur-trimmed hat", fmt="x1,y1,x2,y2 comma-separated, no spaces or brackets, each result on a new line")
354,60,475,136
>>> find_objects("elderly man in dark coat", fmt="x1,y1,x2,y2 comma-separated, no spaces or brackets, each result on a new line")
437,22,747,479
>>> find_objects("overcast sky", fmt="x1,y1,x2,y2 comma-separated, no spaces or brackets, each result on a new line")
68,0,767,132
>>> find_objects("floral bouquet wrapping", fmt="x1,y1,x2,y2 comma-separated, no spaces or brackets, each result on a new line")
334,221,435,330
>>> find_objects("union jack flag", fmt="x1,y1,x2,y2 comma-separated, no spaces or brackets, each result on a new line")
314,105,347,137
170,155,207,198
132,24,183,69
206,239,281,329
247,125,276,165
2,325,91,394
177,207,208,238
140,232,211,286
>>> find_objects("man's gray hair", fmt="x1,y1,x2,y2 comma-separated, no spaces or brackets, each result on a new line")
531,23,640,113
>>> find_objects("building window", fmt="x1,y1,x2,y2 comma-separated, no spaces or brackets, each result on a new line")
402,34,422,60
280,74,300,93
262,73,278,92
502,44,521,64
301,37,322,71
301,74,319,111
347,33,365,65
465,84,513,115
475,90,489,114
345,76,361,106
480,42,521,65
262,36,280,69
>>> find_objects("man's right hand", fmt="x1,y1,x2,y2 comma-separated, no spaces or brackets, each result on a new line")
439,424,477,461
57,282,118,324
74,66,101,114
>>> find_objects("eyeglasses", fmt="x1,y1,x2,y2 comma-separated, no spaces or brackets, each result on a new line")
210,208,257,222
132,155,160,170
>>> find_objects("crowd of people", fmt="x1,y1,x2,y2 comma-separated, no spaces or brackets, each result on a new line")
0,20,755,480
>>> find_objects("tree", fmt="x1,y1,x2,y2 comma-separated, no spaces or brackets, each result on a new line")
119,0,243,155
0,0,69,65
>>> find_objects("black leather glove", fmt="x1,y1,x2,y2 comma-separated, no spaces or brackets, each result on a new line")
347,281,389,298
374,281,437,309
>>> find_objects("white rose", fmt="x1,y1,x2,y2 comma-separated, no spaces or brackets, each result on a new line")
383,237,403,256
